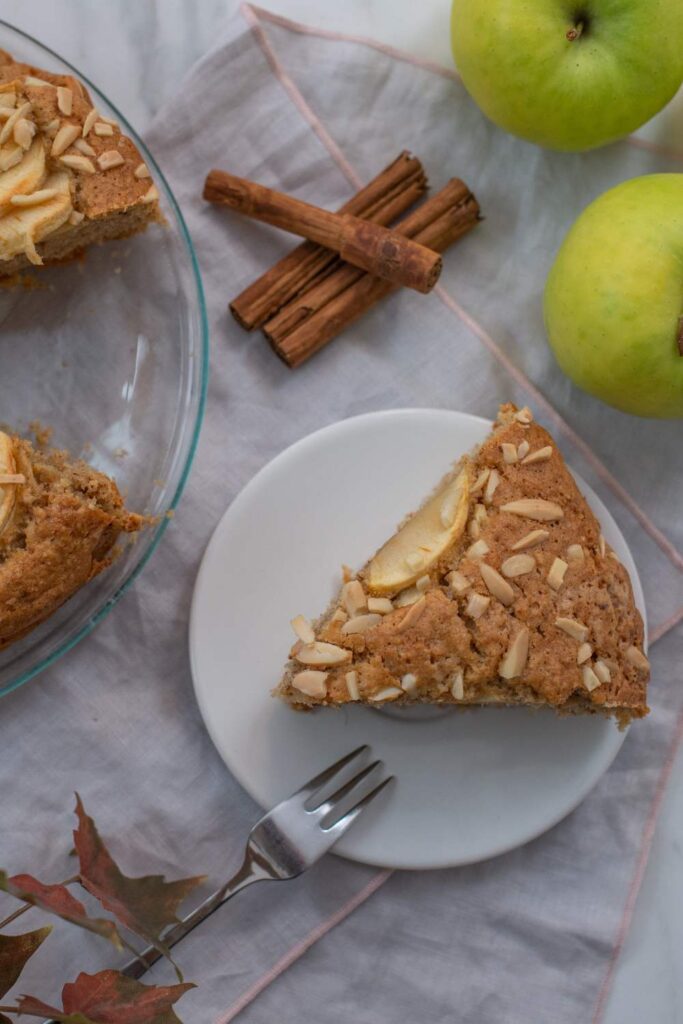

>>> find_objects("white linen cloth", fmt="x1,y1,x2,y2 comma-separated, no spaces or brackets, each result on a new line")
1,6,682,1022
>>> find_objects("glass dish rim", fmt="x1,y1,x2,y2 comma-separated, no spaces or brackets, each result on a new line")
0,18,210,698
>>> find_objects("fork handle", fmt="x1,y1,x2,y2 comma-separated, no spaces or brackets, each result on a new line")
121,854,269,980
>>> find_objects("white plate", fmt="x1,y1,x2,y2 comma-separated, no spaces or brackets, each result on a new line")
190,410,646,869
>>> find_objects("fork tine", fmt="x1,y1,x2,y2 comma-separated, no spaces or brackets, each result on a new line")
292,743,369,800
311,759,382,814
322,775,395,836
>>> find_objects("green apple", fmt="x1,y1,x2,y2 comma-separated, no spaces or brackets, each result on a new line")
451,0,683,151
544,174,683,418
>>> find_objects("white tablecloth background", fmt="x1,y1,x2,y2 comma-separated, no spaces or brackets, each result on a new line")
0,4,682,1023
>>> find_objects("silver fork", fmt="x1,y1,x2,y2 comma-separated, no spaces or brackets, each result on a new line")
121,744,393,980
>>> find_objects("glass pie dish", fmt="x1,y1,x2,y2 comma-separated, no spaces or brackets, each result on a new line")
0,21,208,696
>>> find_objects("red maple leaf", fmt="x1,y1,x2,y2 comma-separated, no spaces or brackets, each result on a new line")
73,797,205,968
0,927,51,1002
0,872,121,949
14,970,193,1023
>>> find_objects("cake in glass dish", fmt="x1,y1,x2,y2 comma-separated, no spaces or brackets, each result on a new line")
0,49,161,276
276,404,649,726
0,430,145,649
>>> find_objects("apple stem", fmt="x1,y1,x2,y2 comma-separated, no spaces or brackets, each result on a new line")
677,316,683,356
566,22,584,41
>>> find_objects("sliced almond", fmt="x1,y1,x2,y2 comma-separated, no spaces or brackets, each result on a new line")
547,557,568,591
13,118,35,150
94,121,114,136
369,687,402,702
367,597,393,614
480,563,515,605
367,468,469,595
141,184,159,203
499,627,530,679
295,642,352,667
341,579,366,616
515,407,533,425
56,86,73,115
451,670,464,700
577,642,592,665
501,554,535,578
331,608,348,624
82,107,99,136
415,574,431,592
394,586,421,607
582,665,601,692
341,613,382,635
471,467,490,495
484,468,500,504
447,570,471,595
60,153,95,174
0,90,16,109
501,442,518,464
292,670,328,699
466,592,490,620
625,645,649,672
396,596,426,632
517,440,530,460
290,614,315,645
555,617,589,643
522,446,552,465
345,670,360,700
466,538,489,560
598,534,606,558
566,544,584,564
51,122,80,156
134,161,151,179
0,101,31,145
468,517,480,540
501,499,563,522
97,149,125,171
73,138,96,157
594,660,611,684
23,75,51,87
511,529,549,551
68,209,85,225
401,673,418,694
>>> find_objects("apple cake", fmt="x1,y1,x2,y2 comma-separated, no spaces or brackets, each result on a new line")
0,430,146,649
276,404,650,725
0,50,161,277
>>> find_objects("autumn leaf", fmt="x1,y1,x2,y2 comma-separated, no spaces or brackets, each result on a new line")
14,970,194,1023
0,872,121,950
0,927,51,998
73,797,206,968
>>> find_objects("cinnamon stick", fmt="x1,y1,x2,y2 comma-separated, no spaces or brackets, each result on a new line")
266,179,480,368
204,169,442,294
230,152,427,330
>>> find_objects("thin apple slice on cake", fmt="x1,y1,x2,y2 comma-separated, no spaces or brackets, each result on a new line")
275,404,649,726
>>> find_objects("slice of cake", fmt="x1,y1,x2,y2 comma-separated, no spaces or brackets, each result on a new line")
0,50,161,277
276,405,649,725
0,430,146,648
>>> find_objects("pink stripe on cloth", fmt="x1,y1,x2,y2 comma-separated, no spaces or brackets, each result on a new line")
649,606,683,646
246,3,462,82
627,134,683,165
240,3,361,186
591,701,683,1023
214,868,393,1023
435,287,683,574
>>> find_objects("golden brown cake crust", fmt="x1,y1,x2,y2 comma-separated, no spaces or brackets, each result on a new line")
0,50,162,275
276,404,649,724
0,436,145,649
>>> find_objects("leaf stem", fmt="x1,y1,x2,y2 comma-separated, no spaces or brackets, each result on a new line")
0,904,29,929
